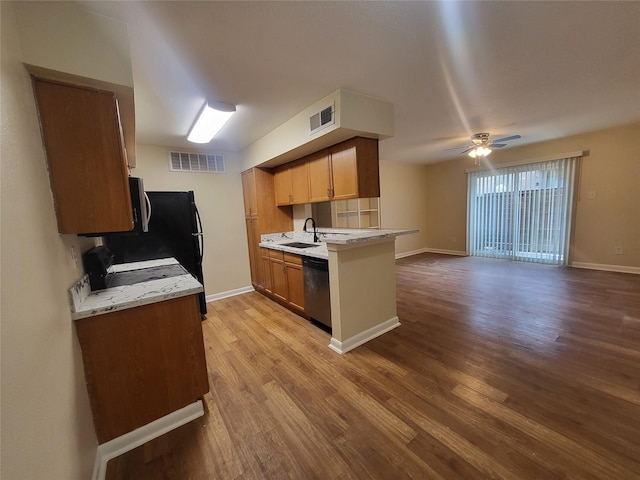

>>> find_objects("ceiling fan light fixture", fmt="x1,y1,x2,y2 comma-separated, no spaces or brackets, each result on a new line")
187,100,236,143
468,146,492,158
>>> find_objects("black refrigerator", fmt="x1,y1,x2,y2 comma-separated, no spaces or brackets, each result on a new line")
103,191,207,316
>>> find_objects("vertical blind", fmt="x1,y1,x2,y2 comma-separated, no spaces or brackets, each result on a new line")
467,156,578,265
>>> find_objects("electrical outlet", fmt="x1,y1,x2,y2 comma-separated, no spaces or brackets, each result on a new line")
614,246,623,255
450,236,457,244
587,191,597,199
69,246,79,268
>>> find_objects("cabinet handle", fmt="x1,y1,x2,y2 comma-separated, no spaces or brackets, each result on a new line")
289,194,293,203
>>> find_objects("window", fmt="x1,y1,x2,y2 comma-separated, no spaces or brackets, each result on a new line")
467,156,579,265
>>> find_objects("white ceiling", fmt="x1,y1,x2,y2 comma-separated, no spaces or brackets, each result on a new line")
77,1,640,164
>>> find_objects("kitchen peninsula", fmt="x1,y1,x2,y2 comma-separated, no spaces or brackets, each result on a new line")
261,228,418,354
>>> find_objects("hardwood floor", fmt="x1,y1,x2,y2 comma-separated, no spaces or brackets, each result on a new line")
106,254,640,479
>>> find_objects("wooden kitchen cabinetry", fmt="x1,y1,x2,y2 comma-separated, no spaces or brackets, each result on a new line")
269,250,288,303
74,294,209,443
260,248,273,294
274,159,310,206
32,77,134,234
266,250,305,313
308,136,380,203
284,252,305,313
241,168,293,290
245,217,263,288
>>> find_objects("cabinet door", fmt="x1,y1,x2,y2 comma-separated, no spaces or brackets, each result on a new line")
329,144,359,200
274,165,292,206
290,159,310,204
245,217,263,289
307,150,332,202
75,294,208,443
241,169,257,217
285,261,305,312
270,257,288,303
261,249,272,294
33,78,133,234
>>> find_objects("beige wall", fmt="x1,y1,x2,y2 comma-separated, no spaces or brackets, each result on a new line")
1,3,98,478
132,145,252,295
422,159,469,254
379,159,430,255
14,0,133,87
423,123,640,269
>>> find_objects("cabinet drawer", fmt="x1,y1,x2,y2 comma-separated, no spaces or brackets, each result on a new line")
260,247,270,257
284,252,302,265
269,249,284,260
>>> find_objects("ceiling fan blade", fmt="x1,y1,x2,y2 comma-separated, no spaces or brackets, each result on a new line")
492,134,521,143
490,143,507,148
460,146,475,154
443,144,472,151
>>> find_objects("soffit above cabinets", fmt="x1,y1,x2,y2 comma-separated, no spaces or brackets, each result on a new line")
244,89,394,170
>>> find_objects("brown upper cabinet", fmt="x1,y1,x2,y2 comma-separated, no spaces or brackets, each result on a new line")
32,78,133,234
293,136,380,205
274,159,310,206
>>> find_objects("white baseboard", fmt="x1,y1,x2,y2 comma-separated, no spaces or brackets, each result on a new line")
206,285,254,303
92,400,204,480
395,247,429,259
395,247,467,258
571,262,640,275
424,248,468,256
329,317,400,354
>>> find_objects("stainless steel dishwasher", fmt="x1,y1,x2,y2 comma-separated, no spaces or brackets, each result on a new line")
302,256,331,329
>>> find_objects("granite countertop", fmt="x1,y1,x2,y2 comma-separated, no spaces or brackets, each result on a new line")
68,258,203,321
259,228,418,259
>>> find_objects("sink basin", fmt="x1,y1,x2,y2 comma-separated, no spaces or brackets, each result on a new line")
280,242,319,249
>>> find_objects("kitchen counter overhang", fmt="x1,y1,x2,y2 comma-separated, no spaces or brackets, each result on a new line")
68,257,203,320
259,228,418,258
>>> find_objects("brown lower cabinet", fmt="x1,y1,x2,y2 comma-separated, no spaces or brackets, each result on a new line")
285,254,305,313
260,248,272,294
74,294,209,444
264,249,305,314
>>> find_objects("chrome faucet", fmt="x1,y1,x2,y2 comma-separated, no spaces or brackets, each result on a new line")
303,217,319,243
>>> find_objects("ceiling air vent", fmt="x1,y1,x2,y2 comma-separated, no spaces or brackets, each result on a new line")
309,104,335,135
169,151,225,173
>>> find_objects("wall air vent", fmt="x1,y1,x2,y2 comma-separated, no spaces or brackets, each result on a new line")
169,151,225,173
309,104,335,135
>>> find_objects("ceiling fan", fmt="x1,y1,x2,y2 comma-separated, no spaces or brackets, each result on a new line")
450,133,522,163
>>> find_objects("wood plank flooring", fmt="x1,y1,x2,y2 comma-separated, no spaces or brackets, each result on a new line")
106,254,640,479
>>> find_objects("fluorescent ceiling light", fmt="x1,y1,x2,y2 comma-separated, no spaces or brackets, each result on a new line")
187,100,236,143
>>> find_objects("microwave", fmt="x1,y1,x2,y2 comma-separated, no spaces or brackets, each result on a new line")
128,176,150,233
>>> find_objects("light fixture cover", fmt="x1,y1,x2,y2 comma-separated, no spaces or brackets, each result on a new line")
468,146,492,158
187,100,236,143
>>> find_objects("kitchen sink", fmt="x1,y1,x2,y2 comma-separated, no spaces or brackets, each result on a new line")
280,242,319,249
